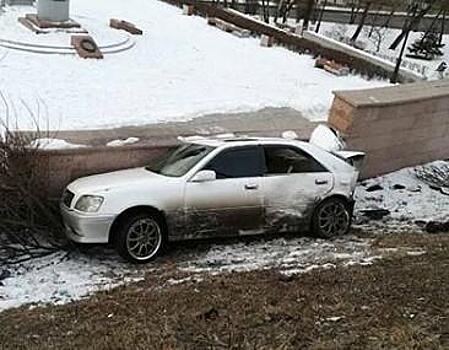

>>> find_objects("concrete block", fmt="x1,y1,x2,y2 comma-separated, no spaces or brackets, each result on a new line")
260,34,274,47
183,4,194,16
323,63,349,76
25,13,80,29
232,29,251,38
18,17,46,34
71,36,103,59
207,17,218,26
110,18,143,35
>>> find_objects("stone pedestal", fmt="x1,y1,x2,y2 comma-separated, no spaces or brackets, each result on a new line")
37,0,70,22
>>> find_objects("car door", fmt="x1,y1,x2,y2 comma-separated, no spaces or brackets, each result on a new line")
183,145,265,238
262,144,334,233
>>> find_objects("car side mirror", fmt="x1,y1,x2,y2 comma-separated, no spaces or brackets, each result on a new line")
191,170,216,183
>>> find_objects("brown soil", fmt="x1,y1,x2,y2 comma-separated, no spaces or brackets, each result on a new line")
1,233,449,349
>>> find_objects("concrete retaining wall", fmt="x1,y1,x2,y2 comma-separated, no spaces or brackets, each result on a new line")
302,31,422,83
36,145,171,198
34,108,316,198
328,80,449,179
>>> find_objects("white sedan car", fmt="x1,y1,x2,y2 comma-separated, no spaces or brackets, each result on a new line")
61,130,364,263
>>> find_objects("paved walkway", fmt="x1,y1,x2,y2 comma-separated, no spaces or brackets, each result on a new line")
25,107,317,146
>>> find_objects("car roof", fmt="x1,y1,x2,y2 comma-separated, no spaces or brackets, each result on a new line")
180,135,308,148
178,134,356,175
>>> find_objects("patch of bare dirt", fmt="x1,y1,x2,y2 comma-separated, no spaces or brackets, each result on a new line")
1,233,449,349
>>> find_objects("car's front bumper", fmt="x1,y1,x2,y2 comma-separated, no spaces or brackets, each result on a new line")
61,206,115,244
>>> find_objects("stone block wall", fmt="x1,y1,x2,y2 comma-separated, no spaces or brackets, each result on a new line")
329,80,449,178
36,145,171,198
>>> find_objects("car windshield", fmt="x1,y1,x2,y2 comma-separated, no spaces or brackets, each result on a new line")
146,143,214,177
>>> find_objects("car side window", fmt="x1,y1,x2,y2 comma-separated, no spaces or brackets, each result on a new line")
264,145,328,175
204,146,263,179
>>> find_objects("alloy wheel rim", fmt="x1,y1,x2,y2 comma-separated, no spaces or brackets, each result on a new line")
317,202,350,237
126,218,162,261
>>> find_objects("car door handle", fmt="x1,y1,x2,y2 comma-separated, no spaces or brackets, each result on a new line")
315,179,329,185
245,184,259,190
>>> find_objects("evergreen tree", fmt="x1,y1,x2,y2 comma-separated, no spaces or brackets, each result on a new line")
407,32,445,60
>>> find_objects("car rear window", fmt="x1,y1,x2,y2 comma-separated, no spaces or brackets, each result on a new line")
263,145,328,174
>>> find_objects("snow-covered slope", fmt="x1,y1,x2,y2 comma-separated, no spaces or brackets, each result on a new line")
0,0,387,130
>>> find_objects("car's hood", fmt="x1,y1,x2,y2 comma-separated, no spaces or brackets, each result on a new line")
67,167,164,194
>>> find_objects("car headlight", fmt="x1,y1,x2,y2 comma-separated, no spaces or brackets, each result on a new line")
75,195,104,213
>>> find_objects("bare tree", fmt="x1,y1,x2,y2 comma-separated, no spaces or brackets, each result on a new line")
382,6,397,29
389,1,436,50
315,0,328,33
351,1,372,42
261,0,270,23
368,4,382,37
366,25,387,52
440,10,446,44
302,0,315,31
350,0,361,24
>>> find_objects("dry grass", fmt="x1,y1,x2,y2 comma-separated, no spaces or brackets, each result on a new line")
1,233,449,349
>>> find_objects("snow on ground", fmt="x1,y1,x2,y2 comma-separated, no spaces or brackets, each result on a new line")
0,0,387,131
1,160,447,313
355,161,449,229
30,138,87,149
106,137,140,147
180,235,380,276
0,250,145,311
318,21,449,80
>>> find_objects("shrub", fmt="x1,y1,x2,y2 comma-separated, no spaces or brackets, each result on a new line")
0,122,66,264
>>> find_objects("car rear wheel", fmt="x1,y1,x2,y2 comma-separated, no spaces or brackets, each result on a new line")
115,213,166,264
312,198,351,238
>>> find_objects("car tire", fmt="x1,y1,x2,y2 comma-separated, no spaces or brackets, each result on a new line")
311,198,352,239
115,212,166,264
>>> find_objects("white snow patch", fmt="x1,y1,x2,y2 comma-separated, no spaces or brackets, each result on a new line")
281,130,299,140
106,137,140,147
355,160,449,226
406,250,426,257
30,138,87,150
180,236,378,276
0,250,146,312
325,316,344,322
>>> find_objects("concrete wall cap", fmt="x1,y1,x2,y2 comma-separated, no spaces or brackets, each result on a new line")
333,80,449,108
36,143,175,156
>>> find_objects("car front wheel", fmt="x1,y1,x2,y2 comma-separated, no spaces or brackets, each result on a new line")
115,213,166,264
312,198,351,238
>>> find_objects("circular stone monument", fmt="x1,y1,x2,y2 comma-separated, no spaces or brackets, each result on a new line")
37,0,70,22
